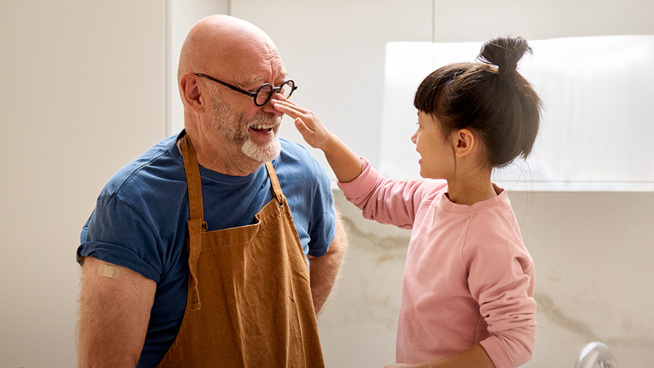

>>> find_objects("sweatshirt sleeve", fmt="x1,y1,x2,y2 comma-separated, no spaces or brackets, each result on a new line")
337,158,445,229
465,212,537,367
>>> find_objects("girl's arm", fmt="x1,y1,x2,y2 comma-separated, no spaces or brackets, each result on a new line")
272,97,362,183
273,97,436,229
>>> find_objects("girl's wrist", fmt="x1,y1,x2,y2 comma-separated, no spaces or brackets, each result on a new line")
321,132,336,154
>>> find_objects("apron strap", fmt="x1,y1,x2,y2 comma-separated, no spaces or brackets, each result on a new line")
265,162,285,205
180,134,205,310
180,135,206,224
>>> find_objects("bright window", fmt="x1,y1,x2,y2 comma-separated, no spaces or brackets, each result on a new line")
380,35,654,191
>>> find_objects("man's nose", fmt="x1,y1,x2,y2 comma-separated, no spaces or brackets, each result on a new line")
261,94,285,117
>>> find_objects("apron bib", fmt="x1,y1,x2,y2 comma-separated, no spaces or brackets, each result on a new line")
157,135,325,367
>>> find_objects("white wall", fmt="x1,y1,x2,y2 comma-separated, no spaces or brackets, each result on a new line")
1,1,167,366
2,1,653,367
431,0,654,41
167,0,229,135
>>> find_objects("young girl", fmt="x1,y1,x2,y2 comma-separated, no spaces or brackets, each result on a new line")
273,36,540,368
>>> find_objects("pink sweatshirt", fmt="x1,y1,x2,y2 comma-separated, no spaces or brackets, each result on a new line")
338,159,537,368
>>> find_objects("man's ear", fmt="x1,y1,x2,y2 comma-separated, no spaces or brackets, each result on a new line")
453,129,475,158
179,74,204,113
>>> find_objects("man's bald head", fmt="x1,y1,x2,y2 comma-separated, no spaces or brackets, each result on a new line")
177,15,279,82
175,15,288,175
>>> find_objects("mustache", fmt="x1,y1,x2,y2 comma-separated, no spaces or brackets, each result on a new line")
249,114,281,126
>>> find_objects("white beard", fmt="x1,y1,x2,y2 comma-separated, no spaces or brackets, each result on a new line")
241,132,281,162
210,93,281,163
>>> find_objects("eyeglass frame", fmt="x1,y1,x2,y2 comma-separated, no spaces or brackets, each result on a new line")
194,73,297,106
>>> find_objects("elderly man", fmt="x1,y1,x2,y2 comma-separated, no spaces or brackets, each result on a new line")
77,15,347,367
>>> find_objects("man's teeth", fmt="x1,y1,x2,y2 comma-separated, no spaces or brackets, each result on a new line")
251,124,273,130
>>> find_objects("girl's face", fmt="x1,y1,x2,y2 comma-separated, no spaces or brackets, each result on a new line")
411,111,456,180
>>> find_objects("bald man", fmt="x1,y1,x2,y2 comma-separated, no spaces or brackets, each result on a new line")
76,15,347,367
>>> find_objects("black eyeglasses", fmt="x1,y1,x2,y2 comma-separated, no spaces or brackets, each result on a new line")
194,73,297,106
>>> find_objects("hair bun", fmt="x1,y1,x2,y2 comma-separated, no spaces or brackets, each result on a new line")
478,36,531,75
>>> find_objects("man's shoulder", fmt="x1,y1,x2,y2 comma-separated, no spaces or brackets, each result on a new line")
279,138,313,161
100,135,182,198
276,139,322,177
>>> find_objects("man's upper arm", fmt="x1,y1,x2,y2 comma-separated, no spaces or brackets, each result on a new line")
77,256,156,368
326,209,347,256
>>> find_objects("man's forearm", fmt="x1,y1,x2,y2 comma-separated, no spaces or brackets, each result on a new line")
308,210,348,314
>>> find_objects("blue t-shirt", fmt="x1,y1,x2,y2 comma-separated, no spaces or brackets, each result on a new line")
77,132,336,367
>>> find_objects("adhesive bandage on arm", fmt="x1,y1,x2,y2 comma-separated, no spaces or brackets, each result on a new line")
97,263,120,279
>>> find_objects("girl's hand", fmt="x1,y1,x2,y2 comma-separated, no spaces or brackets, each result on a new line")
272,96,363,183
271,97,331,151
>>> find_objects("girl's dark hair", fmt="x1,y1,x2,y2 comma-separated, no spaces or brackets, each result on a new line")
413,36,542,168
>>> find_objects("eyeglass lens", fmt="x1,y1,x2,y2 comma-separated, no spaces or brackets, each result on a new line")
255,81,295,106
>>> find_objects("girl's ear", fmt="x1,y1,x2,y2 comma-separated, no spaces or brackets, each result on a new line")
453,129,475,157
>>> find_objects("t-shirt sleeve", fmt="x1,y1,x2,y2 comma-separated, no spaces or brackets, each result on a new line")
77,194,164,283
306,155,336,258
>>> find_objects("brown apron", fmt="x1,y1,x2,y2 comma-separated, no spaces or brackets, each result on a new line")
157,135,325,368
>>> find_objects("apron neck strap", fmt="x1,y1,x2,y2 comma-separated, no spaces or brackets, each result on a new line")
179,133,205,310
265,162,285,204
180,134,206,227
